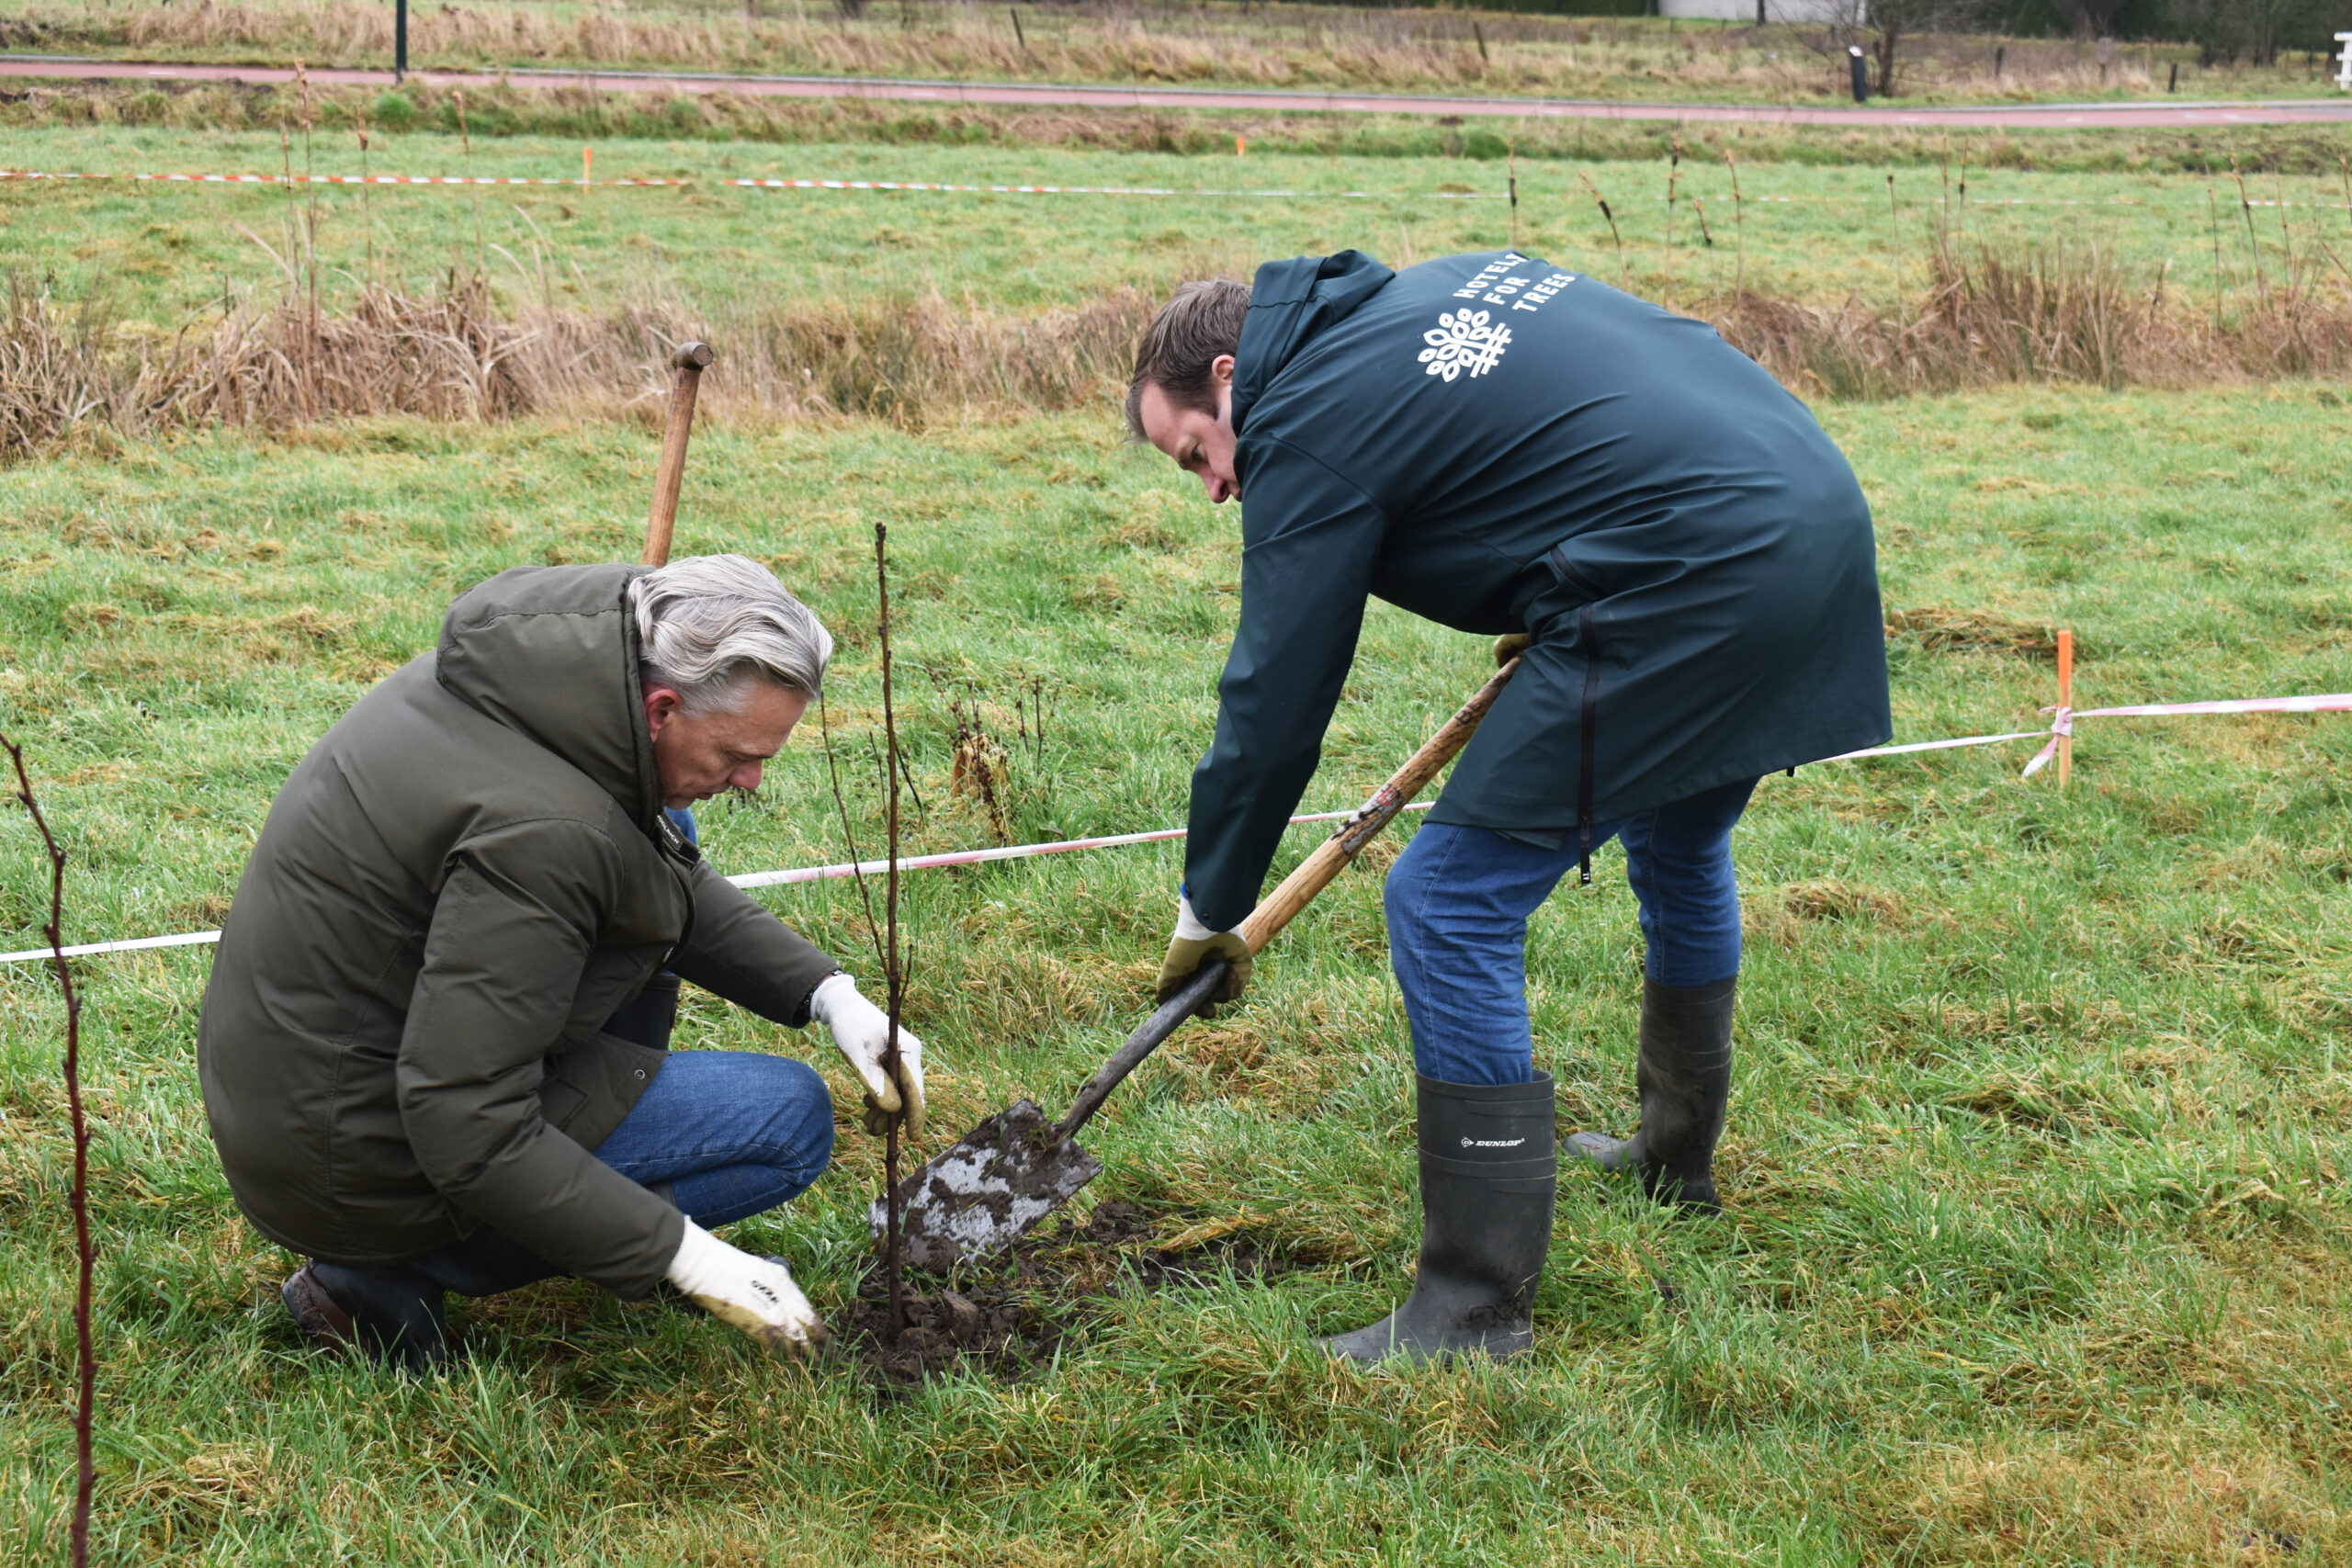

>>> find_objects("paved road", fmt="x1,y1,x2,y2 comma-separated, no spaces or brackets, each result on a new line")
5,52,2349,128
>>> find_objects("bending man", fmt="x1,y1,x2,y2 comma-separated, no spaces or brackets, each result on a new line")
198,555,922,1370
1132,253,1889,1364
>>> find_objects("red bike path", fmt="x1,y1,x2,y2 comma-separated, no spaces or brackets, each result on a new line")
4,53,2350,128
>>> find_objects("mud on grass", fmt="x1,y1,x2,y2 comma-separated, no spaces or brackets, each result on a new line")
844,1199,1311,1386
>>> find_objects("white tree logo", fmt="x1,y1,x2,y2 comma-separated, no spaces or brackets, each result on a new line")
1419,309,1512,382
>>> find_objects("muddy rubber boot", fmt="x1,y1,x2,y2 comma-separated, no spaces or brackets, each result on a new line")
1324,1072,1555,1366
282,1262,450,1372
1568,976,1736,1212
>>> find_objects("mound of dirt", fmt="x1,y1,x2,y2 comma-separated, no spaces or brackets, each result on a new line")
842,1199,1311,1387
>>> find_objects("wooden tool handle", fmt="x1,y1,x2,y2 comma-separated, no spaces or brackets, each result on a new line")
1237,656,1519,953
640,341,713,568
1042,658,1520,1150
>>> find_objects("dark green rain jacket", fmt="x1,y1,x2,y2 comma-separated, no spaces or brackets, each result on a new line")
1183,250,1891,932
197,564,841,1299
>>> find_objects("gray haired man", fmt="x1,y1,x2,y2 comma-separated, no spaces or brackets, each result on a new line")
198,556,922,1370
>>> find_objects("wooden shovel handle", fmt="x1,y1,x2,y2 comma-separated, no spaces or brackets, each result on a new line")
640,341,713,568
1043,658,1521,1149
1236,656,1520,953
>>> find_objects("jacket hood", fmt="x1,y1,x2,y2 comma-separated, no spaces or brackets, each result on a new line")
435,563,662,832
1230,250,1396,439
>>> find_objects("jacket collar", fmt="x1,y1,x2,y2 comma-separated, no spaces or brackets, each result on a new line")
434,563,666,837
1229,250,1396,441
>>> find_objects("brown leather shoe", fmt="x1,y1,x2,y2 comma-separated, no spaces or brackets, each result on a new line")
280,1262,449,1371
281,1264,357,1348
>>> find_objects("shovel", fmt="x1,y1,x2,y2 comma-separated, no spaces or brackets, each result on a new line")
870,657,1523,1269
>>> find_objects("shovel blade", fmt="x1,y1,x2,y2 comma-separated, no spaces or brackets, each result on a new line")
870,1099,1104,1270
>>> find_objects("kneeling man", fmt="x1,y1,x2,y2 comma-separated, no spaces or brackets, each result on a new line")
198,554,922,1370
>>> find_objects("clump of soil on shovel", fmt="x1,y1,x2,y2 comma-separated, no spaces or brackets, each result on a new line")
843,1199,1308,1387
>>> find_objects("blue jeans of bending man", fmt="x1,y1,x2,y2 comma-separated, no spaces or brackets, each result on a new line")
1384,776,1759,1087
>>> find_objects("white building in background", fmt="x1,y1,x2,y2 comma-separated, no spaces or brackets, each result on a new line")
1659,0,1856,20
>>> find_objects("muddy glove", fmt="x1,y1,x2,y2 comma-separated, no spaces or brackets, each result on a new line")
808,972,926,1141
1158,890,1253,1012
1494,631,1532,667
664,1219,829,1357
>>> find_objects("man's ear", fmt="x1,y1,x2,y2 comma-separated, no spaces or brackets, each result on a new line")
643,686,684,739
1211,353,1237,388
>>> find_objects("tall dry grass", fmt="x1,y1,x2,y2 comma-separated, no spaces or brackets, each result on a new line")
1,238,2346,457
0,273,1159,456
0,0,2298,103
1725,245,2352,398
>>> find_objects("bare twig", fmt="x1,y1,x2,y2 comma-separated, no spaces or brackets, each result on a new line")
1577,170,1627,289
1724,148,1746,302
874,523,907,1340
2231,158,2267,298
815,689,885,974
6,733,94,1568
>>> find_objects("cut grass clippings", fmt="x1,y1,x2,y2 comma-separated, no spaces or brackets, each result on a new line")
2,384,2349,1562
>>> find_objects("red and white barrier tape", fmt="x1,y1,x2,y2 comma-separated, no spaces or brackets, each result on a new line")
0,798,1420,964
1824,691,2352,773
6,168,2339,210
7,690,2348,966
0,168,691,186
0,167,1365,197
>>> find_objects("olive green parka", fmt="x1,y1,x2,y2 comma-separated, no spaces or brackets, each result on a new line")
197,564,840,1299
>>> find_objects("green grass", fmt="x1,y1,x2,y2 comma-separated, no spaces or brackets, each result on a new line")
6,124,2350,330
3,380,2349,1562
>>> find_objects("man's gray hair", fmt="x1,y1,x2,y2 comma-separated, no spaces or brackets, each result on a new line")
629,553,833,716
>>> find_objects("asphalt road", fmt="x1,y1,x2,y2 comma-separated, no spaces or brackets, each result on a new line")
5,52,2351,128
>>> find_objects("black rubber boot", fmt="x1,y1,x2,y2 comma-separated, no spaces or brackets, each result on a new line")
282,1262,451,1372
1568,976,1736,1211
1325,1072,1555,1366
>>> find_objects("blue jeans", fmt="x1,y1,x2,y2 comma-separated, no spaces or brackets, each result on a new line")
1384,777,1758,1087
594,1050,835,1226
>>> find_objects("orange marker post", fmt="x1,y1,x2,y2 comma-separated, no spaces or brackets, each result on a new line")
2056,627,2074,791
1236,135,1246,157
582,145,593,189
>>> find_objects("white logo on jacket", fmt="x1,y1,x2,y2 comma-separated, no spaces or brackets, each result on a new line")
1419,309,1512,382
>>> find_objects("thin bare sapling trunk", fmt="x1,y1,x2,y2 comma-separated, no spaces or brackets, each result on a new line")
874,522,909,1338
6,735,95,1568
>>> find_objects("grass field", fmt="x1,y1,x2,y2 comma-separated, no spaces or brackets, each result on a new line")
2,374,2349,1562
8,123,2352,331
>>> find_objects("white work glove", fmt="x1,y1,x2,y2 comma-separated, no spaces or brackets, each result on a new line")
663,1218,829,1358
1158,890,1252,1014
808,972,927,1141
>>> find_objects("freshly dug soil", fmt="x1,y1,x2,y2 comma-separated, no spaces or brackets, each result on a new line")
842,1199,1310,1386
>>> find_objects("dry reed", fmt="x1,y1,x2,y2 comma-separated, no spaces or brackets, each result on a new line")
0,0,2315,105
1723,241,2352,400
2,241,2346,457
0,271,1159,453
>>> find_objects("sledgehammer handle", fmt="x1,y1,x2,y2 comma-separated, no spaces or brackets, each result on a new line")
641,342,713,568
1237,657,1521,953
1044,659,1521,1150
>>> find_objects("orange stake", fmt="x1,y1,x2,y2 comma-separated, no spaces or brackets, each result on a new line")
1236,135,1246,157
582,145,593,188
2056,627,2074,791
